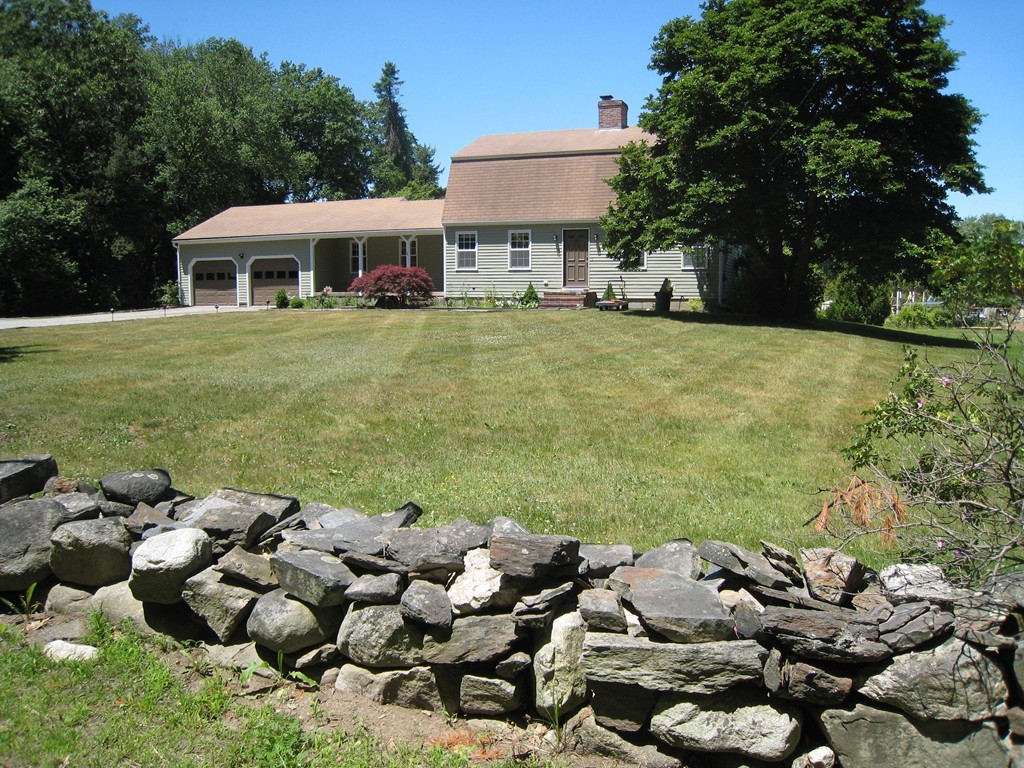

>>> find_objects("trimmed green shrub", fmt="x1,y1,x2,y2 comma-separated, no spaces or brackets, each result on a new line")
274,288,290,309
288,296,304,309
883,303,953,329
521,282,540,307
823,270,891,325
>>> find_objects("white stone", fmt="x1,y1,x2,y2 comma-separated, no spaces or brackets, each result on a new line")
43,640,98,662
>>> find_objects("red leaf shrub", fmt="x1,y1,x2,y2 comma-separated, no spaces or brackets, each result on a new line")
348,265,436,307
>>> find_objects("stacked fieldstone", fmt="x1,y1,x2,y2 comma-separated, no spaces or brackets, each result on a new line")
2,454,1023,768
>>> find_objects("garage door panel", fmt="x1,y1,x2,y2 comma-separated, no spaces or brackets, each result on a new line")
193,260,237,306
251,258,300,305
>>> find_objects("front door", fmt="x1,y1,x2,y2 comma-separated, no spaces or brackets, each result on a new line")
563,229,589,288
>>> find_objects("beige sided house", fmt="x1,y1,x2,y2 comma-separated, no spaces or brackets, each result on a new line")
173,97,733,308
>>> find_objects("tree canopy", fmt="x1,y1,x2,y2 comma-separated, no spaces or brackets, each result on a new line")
928,215,1024,312
0,1,439,316
601,0,988,318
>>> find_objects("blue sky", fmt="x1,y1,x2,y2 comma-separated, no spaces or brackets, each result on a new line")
93,0,1023,220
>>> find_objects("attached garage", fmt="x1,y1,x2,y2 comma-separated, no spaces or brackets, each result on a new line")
192,260,237,306
250,258,300,306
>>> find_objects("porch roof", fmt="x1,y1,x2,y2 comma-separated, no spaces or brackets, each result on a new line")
174,197,445,243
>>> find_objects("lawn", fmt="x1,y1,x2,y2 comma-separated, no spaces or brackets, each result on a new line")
0,309,970,563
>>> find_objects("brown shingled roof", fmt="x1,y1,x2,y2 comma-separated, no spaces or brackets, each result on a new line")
442,127,652,225
174,197,444,242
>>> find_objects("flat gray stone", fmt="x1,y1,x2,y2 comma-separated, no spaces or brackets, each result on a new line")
815,701,1008,768
697,539,793,588
578,588,627,633
634,539,701,579
859,636,1009,721
460,674,523,715
563,707,683,768
651,687,803,762
0,498,67,590
214,546,277,590
194,487,299,524
49,492,101,521
182,566,260,642
0,454,58,503
271,549,355,607
879,563,963,606
383,518,489,579
45,584,94,615
878,600,953,652
489,533,580,580
581,633,767,694
344,573,403,604
608,566,733,642
423,614,522,665
337,603,423,668
400,579,452,628
759,607,891,664
129,528,213,604
50,517,132,587
99,469,171,506
495,651,531,680
124,503,175,537
180,502,275,551
302,502,366,529
511,582,575,628
579,543,635,578
246,588,341,654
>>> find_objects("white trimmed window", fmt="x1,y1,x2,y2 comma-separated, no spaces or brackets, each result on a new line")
456,232,477,270
350,240,367,273
400,238,418,267
508,230,531,270
681,244,709,269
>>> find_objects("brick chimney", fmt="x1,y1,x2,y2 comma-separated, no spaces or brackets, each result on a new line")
598,95,628,129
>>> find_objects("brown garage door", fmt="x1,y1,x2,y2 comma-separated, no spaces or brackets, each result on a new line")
192,260,237,306
251,259,300,306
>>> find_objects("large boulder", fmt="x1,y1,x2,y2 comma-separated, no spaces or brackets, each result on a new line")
581,633,767,694
0,498,67,590
50,517,132,587
182,566,261,642
99,469,172,506
246,588,341,654
128,528,214,604
336,603,424,668
651,688,803,762
858,636,1008,721
815,701,1008,768
0,454,57,504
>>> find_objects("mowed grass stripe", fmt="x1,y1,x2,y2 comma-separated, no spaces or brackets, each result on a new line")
0,310,967,564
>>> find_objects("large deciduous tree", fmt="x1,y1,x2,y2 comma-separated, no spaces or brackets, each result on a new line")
602,0,987,318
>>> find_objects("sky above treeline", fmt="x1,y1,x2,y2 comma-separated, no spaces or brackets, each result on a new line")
93,0,1024,221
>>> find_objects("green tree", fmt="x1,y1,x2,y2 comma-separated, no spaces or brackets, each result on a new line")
0,0,158,314
602,0,987,319
928,215,1024,313
274,61,368,202
367,62,442,199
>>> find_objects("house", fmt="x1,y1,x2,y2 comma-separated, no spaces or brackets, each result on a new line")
173,97,734,308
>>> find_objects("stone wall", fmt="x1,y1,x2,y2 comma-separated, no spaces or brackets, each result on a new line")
2,454,1023,768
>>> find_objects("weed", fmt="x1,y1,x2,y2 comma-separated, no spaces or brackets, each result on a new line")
0,582,40,618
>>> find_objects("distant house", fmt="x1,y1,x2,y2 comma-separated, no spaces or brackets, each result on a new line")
173,97,734,308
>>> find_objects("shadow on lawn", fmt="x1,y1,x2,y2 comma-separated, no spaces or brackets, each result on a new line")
0,345,52,364
626,310,980,350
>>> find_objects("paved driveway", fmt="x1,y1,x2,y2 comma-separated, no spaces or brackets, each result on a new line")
0,305,267,330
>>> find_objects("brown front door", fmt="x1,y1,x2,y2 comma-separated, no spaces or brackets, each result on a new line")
563,229,589,288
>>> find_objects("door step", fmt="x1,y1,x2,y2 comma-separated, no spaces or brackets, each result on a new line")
539,291,598,309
